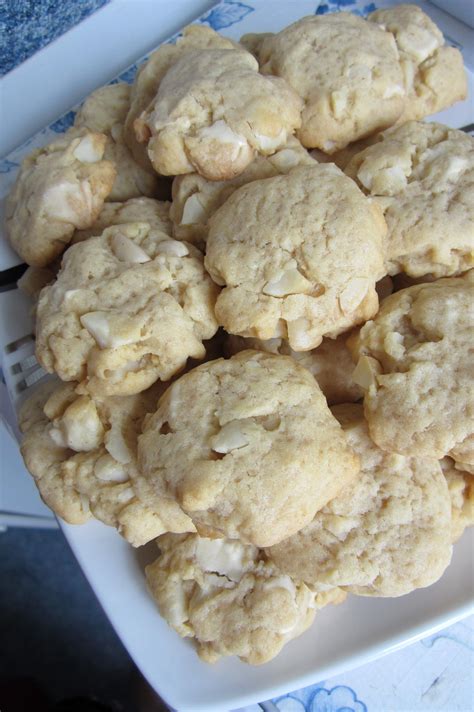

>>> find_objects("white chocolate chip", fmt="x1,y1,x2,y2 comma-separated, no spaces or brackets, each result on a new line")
198,120,249,160
105,425,132,464
43,181,91,223
180,193,208,225
111,233,150,263
156,239,189,257
270,149,301,171
383,84,405,99
73,135,103,163
80,312,111,348
254,129,286,152
263,575,296,596
116,486,135,504
211,420,249,454
195,538,252,581
444,156,468,182
49,426,67,448
80,311,137,349
287,317,314,350
263,267,311,298
339,278,369,315
330,89,349,119
322,140,336,152
59,396,105,451
94,453,129,483
352,355,381,390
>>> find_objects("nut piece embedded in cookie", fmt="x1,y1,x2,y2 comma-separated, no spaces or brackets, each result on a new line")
138,350,359,547
35,221,219,395
368,4,467,121
349,272,474,459
346,121,474,279
205,164,386,350
170,136,316,247
19,380,194,546
74,83,162,202
225,333,363,406
5,130,116,267
267,403,453,597
258,13,405,152
135,39,302,180
146,533,317,664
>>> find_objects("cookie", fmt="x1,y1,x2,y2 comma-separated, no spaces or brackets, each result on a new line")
145,533,317,664
74,83,161,201
205,164,386,350
170,137,316,247
138,350,359,547
225,333,363,406
72,196,171,244
441,458,474,542
267,403,452,597
124,26,237,172
5,131,116,267
240,32,274,61
35,221,219,395
349,273,474,460
134,42,302,181
17,264,59,302
449,435,474,476
369,4,467,121
345,121,474,278
19,380,194,546
258,13,405,152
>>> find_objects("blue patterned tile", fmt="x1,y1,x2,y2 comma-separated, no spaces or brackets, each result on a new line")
0,0,110,76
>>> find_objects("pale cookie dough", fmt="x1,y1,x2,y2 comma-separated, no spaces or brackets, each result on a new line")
258,13,405,152
205,164,386,350
441,458,474,542
74,83,161,202
449,435,474,476
349,273,474,459
267,403,453,597
240,32,274,61
35,221,219,395
19,380,194,546
145,533,317,664
134,41,302,180
124,26,237,172
225,333,363,406
72,196,171,243
170,137,316,247
138,350,359,547
345,121,474,278
5,131,116,267
369,4,467,122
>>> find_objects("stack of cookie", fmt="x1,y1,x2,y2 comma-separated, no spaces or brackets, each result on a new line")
8,4,473,665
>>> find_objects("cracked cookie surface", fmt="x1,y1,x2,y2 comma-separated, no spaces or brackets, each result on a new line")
5,130,116,267
205,164,386,350
268,403,452,597
146,533,317,664
138,350,359,547
349,272,474,461
35,221,219,395
19,380,193,546
369,4,467,122
258,13,405,152
346,121,474,278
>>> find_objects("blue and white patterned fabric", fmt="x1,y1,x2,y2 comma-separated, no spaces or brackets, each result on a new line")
1,2,473,711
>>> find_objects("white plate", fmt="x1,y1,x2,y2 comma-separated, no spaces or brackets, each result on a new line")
1,1,473,710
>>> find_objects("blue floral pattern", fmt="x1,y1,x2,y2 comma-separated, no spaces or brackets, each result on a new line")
200,0,254,30
316,1,377,17
269,685,367,712
49,111,76,134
